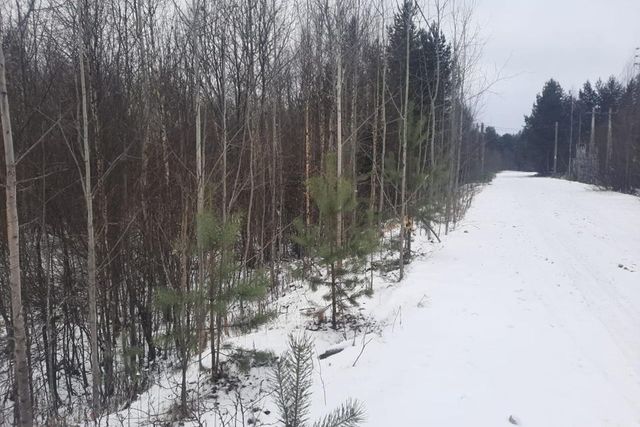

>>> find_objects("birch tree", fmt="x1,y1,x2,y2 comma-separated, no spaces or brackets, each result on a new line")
76,0,100,414
398,1,411,281
0,35,34,427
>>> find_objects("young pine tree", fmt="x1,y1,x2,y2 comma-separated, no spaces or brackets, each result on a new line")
197,210,271,379
404,105,449,244
271,334,365,427
155,209,270,418
294,155,378,329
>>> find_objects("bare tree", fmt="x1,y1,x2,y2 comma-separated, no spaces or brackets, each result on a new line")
398,2,410,281
76,0,100,415
0,35,34,427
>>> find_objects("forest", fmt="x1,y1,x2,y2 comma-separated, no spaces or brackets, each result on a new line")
490,74,640,191
0,0,495,424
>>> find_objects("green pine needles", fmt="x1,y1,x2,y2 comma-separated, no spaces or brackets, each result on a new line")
272,334,365,427
294,154,378,329
197,210,271,375
155,207,271,397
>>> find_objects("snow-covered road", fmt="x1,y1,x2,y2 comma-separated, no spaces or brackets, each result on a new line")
312,172,640,426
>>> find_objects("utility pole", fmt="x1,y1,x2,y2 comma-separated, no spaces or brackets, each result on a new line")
580,107,599,182
606,107,613,172
553,121,558,174
587,107,597,182
480,123,485,177
589,106,596,152
568,97,574,178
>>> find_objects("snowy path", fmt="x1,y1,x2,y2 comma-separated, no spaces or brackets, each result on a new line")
310,172,640,426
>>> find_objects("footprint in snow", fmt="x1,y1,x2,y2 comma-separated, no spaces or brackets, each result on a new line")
618,263,635,272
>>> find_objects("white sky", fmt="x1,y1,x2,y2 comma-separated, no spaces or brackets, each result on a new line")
475,0,640,134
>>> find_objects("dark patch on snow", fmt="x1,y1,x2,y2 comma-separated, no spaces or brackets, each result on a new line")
618,263,635,272
318,348,344,360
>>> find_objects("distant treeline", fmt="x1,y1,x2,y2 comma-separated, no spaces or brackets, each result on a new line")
488,73,640,191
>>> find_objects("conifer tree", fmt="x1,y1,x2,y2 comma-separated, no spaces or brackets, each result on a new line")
295,155,377,329
197,210,270,378
272,334,365,427
523,79,569,174
383,105,447,260
155,209,269,415
403,106,449,242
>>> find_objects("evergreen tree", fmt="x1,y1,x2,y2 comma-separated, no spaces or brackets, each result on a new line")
155,209,269,416
294,155,377,329
155,282,200,417
272,334,365,427
385,104,448,248
387,0,419,98
579,80,599,112
523,79,569,174
483,127,529,172
577,80,599,148
416,24,452,108
596,76,624,114
197,210,270,378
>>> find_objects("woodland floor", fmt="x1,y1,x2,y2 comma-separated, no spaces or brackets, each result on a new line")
106,171,640,426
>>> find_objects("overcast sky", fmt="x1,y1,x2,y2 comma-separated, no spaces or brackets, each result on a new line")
475,0,640,134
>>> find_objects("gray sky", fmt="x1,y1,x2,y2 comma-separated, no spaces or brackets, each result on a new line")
475,0,640,134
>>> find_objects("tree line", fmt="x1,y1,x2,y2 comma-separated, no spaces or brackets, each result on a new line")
497,71,640,191
0,0,487,424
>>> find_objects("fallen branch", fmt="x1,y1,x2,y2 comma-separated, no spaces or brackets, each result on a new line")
425,222,442,243
319,348,344,360
352,330,373,367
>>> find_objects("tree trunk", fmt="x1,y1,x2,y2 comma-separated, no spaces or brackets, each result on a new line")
350,60,358,226
77,15,101,415
305,100,311,226
369,69,379,215
213,35,228,378
480,123,485,177
330,261,337,329
336,52,343,251
0,40,34,427
399,16,410,281
378,46,387,220
270,102,278,288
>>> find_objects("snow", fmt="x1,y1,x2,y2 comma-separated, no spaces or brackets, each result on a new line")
302,171,640,426
105,171,640,426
